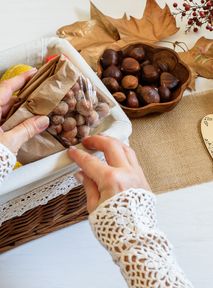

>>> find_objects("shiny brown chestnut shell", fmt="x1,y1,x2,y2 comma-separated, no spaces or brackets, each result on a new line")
160,72,180,90
121,57,140,74
102,77,120,93
102,65,122,81
101,49,119,68
126,91,139,108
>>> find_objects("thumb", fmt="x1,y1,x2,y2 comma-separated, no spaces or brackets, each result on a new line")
1,116,49,154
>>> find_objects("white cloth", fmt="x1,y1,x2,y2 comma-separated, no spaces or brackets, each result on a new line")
89,188,193,288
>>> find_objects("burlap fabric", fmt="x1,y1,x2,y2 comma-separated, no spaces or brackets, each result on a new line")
130,90,213,193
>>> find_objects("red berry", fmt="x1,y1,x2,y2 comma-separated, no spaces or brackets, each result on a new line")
201,0,205,3
188,18,193,25
193,27,198,32
196,21,202,26
173,2,178,7
182,12,186,16
206,1,212,7
185,4,191,11
193,8,196,11
193,11,197,16
199,11,205,17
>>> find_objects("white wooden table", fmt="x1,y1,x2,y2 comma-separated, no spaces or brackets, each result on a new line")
0,1,213,287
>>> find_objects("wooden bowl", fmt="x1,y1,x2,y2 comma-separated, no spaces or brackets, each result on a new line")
97,43,191,118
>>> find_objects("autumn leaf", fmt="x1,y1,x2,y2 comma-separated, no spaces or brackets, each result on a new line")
57,0,179,70
91,0,179,44
57,20,117,51
179,37,213,88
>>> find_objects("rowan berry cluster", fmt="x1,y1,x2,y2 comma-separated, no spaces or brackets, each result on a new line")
173,0,213,32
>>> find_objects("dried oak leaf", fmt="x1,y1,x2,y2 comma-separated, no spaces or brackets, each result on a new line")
57,0,179,70
57,19,118,51
179,37,213,89
91,0,179,44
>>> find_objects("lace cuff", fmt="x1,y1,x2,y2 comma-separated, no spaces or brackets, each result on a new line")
0,143,16,185
89,188,193,288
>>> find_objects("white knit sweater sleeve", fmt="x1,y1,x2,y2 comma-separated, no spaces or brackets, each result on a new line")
89,188,193,288
0,143,16,185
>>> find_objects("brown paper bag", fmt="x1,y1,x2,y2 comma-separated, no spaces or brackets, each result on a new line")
2,54,114,165
2,55,81,164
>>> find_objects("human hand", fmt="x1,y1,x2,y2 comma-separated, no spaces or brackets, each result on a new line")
0,70,49,154
68,135,151,213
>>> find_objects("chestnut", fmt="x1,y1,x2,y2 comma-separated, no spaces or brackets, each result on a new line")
142,65,159,82
160,72,180,90
156,61,169,72
125,45,145,62
158,85,171,102
137,86,160,104
62,117,77,131
63,92,77,111
63,89,74,100
101,49,119,68
61,127,78,141
71,82,80,95
140,60,151,68
52,101,69,116
121,75,138,90
85,110,99,127
102,77,120,93
51,115,64,125
121,57,140,74
75,114,85,126
76,99,93,116
113,92,126,103
95,102,110,119
47,124,62,136
77,125,91,138
102,65,122,81
126,91,139,108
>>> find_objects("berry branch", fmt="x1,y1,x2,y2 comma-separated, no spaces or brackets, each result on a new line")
173,0,213,32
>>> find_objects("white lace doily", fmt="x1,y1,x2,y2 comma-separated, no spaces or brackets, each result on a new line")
0,172,81,227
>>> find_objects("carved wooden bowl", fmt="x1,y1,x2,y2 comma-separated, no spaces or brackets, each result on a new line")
97,43,191,118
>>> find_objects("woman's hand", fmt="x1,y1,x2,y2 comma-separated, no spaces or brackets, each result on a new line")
68,135,151,213
0,70,49,154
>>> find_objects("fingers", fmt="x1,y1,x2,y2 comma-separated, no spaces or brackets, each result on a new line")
1,96,18,118
75,171,100,213
0,68,37,106
1,116,49,154
68,146,108,183
82,135,129,168
122,144,140,168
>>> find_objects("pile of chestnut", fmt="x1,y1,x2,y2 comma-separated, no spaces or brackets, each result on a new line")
99,44,180,109
48,77,110,146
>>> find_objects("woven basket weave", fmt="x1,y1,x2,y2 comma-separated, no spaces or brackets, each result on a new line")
0,186,88,253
